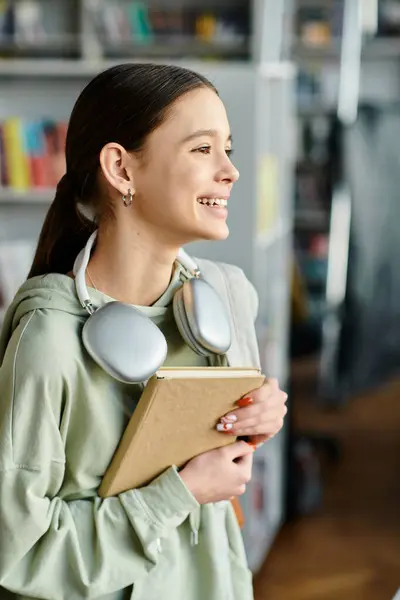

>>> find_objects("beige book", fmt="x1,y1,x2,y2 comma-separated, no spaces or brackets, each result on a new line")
99,366,264,497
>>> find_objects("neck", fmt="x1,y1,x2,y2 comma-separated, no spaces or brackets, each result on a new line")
87,222,181,306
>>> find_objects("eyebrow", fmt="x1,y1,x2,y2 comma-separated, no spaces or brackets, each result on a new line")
182,129,232,144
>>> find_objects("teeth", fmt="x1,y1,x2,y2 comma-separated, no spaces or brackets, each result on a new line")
197,198,228,207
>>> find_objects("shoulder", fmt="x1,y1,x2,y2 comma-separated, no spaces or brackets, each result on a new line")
195,256,243,278
195,257,259,320
2,307,82,378
0,308,84,439
0,309,77,467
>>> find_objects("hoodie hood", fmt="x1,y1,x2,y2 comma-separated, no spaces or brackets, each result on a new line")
0,261,186,367
0,274,102,365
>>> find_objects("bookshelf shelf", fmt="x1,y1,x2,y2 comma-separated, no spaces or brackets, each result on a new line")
293,37,400,62
0,59,100,78
0,188,54,204
0,36,80,56
103,38,249,60
0,57,251,78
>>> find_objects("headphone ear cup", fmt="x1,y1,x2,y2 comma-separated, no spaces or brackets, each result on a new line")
173,287,210,356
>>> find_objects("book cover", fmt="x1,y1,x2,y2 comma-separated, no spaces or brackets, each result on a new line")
99,367,264,497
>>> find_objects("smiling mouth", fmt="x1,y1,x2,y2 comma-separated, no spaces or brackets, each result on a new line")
197,198,228,208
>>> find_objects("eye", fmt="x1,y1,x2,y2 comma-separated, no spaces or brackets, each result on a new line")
192,145,234,157
193,145,211,154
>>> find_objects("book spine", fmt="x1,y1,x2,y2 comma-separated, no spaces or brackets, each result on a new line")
32,121,49,188
22,120,35,188
0,124,5,186
3,117,30,190
98,377,159,497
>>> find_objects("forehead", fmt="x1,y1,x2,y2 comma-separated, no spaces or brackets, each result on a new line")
160,87,231,139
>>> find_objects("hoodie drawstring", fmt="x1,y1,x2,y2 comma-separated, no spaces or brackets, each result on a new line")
189,508,200,546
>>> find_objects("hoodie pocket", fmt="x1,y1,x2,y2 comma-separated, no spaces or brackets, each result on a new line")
228,546,254,600
129,550,177,600
224,502,254,600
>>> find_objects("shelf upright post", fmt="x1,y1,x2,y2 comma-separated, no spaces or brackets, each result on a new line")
318,0,364,404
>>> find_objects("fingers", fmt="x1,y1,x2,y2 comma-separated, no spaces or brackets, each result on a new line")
235,390,287,418
221,386,287,421
237,451,254,471
226,440,256,460
216,378,288,440
268,377,280,392
234,452,253,488
236,485,247,496
242,377,282,403
233,416,286,437
220,400,288,436
232,411,285,431
247,433,269,446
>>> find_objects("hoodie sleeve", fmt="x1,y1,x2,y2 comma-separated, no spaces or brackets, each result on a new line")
0,319,199,599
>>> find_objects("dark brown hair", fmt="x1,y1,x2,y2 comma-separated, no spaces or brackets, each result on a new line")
28,63,217,278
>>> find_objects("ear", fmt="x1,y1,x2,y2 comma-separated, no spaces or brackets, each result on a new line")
99,142,135,196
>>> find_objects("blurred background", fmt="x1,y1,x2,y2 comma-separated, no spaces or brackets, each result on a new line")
0,1,399,598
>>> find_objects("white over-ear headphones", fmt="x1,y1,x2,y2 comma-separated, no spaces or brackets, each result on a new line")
73,231,232,383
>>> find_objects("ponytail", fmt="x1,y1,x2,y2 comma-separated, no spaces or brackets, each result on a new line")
28,173,96,278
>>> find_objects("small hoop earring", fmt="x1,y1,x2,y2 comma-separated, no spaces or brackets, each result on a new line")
122,189,133,207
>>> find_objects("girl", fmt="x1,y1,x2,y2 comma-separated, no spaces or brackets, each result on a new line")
0,63,287,600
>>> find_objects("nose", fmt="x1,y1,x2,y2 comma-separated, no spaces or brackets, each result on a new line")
217,157,240,185
229,163,240,183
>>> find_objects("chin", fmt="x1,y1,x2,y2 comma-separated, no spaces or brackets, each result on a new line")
174,217,229,245
196,223,230,242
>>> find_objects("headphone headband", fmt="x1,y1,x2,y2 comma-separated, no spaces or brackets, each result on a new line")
72,231,231,383
73,230,202,314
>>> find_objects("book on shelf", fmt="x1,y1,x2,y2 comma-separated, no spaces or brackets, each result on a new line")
91,0,248,49
0,118,67,192
0,0,46,45
98,366,265,497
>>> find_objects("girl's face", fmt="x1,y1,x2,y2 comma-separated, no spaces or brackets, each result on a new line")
129,86,239,246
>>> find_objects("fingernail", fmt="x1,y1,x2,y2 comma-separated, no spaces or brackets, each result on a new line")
237,397,254,408
221,415,237,423
216,422,233,432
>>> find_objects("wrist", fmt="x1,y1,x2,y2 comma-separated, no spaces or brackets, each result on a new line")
179,466,201,503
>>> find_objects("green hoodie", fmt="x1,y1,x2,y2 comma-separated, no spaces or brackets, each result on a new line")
0,271,254,600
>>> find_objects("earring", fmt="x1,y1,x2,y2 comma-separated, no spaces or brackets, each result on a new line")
122,189,133,207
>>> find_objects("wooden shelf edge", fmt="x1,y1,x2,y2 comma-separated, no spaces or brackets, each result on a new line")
0,188,54,204
0,55,251,78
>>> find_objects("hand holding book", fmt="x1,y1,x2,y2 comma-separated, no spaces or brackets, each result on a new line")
98,367,266,498
97,367,288,529
179,440,255,504
217,377,289,446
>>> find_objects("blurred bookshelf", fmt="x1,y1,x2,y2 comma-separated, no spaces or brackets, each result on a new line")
0,0,296,575
293,36,400,62
0,0,252,66
0,188,54,204
0,0,80,59
293,0,400,63
291,0,400,343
